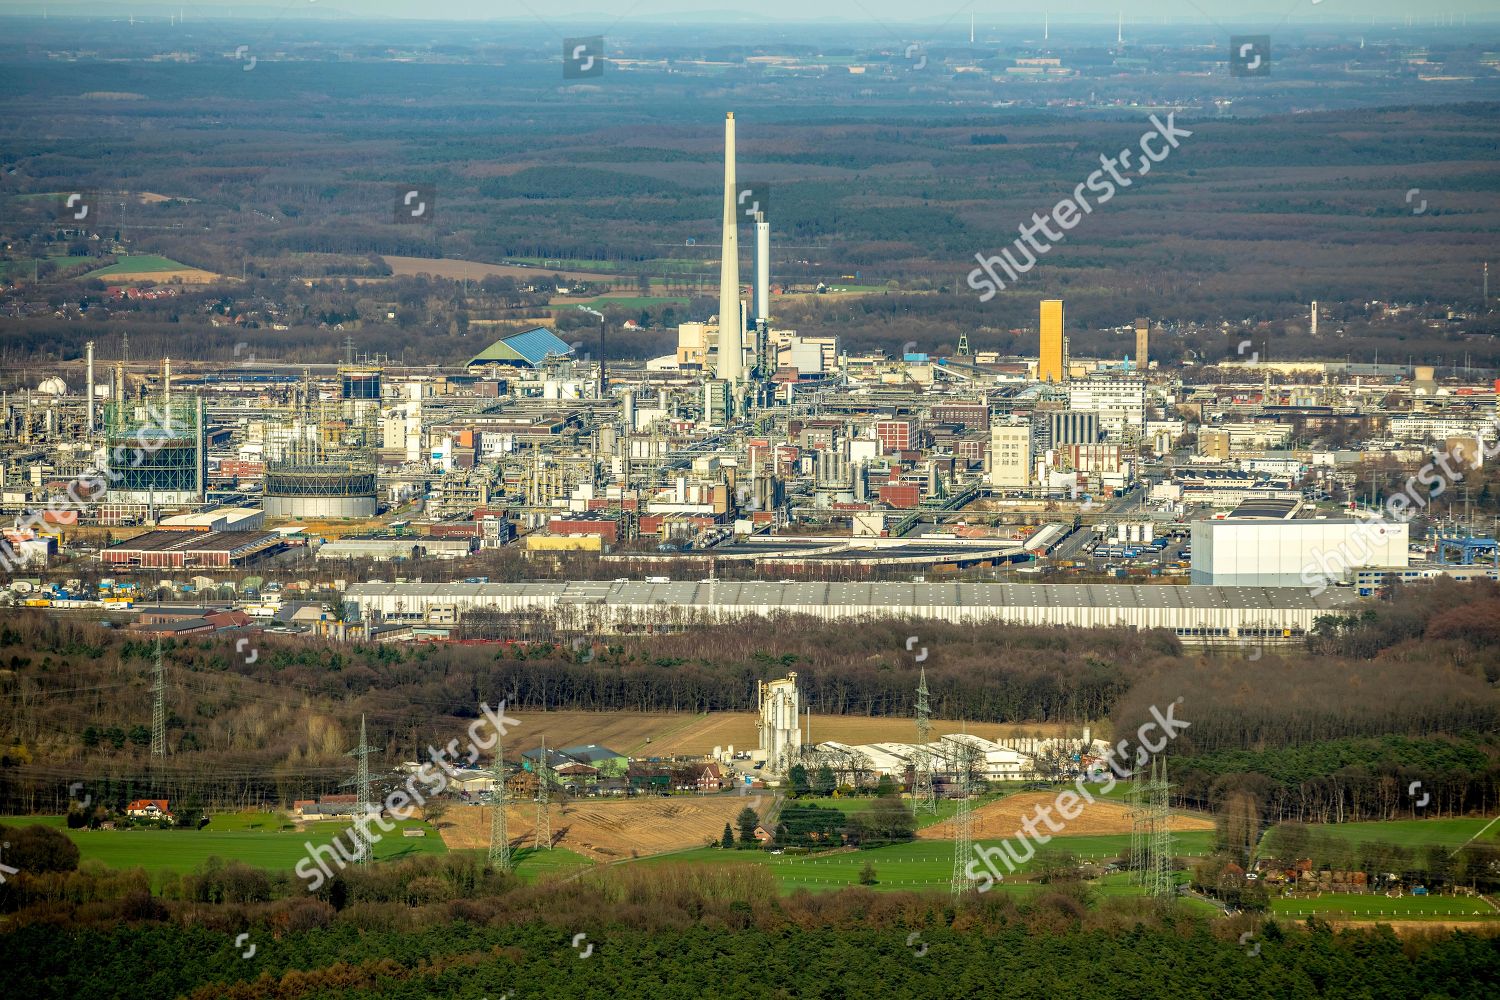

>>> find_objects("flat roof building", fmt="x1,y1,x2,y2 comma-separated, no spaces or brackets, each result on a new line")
344,579,1354,643
1190,518,1409,589
103,530,280,569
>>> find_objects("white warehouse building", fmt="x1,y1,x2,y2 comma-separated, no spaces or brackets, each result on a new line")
343,580,1355,643
1191,518,1409,589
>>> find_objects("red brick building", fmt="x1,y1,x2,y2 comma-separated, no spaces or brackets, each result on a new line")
875,419,914,454
548,512,623,544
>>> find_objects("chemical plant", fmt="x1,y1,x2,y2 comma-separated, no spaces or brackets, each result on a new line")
0,111,1491,648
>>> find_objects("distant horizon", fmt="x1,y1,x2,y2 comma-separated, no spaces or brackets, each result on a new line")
2,0,1499,26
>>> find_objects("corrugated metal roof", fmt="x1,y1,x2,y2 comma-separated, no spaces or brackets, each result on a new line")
344,580,1348,611
468,327,574,368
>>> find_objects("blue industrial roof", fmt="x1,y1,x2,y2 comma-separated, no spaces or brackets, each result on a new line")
503,327,574,367
467,326,574,368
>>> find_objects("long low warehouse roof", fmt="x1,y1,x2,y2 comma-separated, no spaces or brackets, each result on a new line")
344,580,1355,635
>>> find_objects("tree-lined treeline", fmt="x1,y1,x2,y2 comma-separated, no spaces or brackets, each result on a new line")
6,40,1500,368
1312,578,1500,666
1174,736,1500,823
0,612,1172,811
6,579,1500,816
1261,823,1500,889
1,851,1497,1000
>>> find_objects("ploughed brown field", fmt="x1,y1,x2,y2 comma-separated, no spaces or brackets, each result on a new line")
105,266,220,283
441,797,754,861
501,709,1078,757
920,791,1215,840
382,254,614,284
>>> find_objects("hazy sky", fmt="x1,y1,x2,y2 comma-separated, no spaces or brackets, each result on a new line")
13,1,1499,22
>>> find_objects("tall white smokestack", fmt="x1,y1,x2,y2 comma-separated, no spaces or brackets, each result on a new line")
162,357,171,403
717,112,744,385
754,210,770,325
85,340,95,433
1310,300,1319,337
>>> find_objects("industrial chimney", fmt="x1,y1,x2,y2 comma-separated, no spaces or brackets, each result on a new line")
754,210,770,326
717,112,744,386
85,340,95,433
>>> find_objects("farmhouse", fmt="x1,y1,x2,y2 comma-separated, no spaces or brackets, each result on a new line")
125,798,172,820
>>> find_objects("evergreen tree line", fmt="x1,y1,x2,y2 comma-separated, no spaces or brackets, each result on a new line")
0,846,1496,1000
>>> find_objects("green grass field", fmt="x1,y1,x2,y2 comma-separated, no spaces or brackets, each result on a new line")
83,254,192,277
573,295,691,308
507,846,594,881
203,811,296,832
634,829,1218,894
1270,892,1500,921
1,813,445,878
0,255,94,278
798,792,1024,829
0,814,67,828
1262,817,1500,856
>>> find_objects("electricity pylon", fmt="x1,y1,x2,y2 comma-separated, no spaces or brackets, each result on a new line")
947,737,978,900
912,667,937,814
1144,755,1175,899
534,735,551,850
1128,769,1145,884
489,737,511,871
150,637,166,758
345,714,380,865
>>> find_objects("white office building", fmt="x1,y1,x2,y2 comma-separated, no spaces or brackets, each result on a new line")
1191,518,1409,588
989,420,1033,487
1068,376,1146,437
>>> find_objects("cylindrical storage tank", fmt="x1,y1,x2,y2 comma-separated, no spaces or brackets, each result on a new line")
263,494,378,518
264,462,378,518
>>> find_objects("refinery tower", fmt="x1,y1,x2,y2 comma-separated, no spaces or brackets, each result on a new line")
717,112,744,386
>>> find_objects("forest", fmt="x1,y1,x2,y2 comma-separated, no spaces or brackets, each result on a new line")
3,20,1498,369
0,847,1497,1000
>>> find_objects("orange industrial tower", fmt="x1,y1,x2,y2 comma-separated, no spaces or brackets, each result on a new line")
1038,299,1066,382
